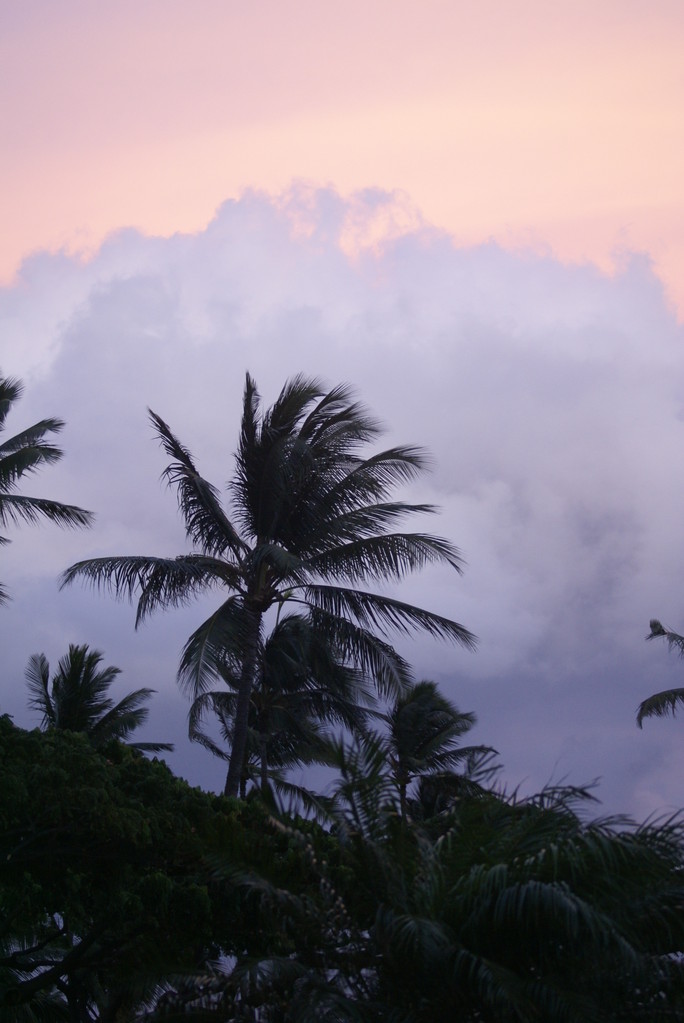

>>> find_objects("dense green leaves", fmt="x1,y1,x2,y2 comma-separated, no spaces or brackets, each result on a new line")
153,774,684,1022
4,710,684,1021
0,716,306,1021
0,717,208,1019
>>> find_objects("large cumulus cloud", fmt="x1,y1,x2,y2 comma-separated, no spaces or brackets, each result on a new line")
2,185,683,816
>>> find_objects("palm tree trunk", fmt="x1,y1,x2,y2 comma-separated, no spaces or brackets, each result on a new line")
224,607,261,797
399,780,408,822
260,732,269,793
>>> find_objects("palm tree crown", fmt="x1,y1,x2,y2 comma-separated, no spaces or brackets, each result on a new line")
385,679,492,819
0,374,93,602
26,643,173,752
62,373,475,796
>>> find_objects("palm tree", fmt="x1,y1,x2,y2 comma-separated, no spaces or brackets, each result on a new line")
0,373,93,603
385,679,493,819
637,619,684,726
314,683,494,832
61,373,475,796
26,643,173,752
189,612,373,798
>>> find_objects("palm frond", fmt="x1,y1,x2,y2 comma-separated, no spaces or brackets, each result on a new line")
250,541,307,584
423,745,493,772
188,691,233,759
127,739,175,754
298,382,382,454
0,375,22,427
306,604,414,697
647,618,684,655
231,373,264,539
307,532,466,582
639,620,684,727
414,768,496,815
301,501,438,545
262,613,375,717
388,680,476,760
178,596,252,697
637,688,684,727
135,555,243,625
447,947,536,1021
323,445,433,506
149,409,247,559
0,430,64,489
53,647,118,732
0,377,92,602
322,733,399,839
0,415,65,448
0,494,93,530
264,373,326,434
25,653,54,727
89,687,155,746
306,584,477,649
60,554,236,625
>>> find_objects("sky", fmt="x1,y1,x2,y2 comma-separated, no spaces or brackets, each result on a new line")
2,0,684,819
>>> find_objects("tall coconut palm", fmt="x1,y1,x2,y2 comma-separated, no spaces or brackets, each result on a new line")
61,373,475,796
0,374,93,603
26,643,173,752
189,612,373,797
637,619,684,726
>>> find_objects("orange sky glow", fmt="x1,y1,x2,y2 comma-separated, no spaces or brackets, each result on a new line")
2,0,684,314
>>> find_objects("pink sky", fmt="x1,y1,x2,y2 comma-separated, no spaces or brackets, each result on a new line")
2,0,684,313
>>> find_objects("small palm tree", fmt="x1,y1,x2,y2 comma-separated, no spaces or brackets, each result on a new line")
0,373,93,603
26,643,173,752
385,679,492,819
189,612,373,797
62,373,475,797
637,619,684,726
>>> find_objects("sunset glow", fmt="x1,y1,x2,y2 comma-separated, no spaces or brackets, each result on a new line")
3,1,683,310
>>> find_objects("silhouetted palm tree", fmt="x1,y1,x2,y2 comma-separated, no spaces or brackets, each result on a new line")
62,373,475,796
0,374,93,603
189,612,373,797
385,679,492,819
637,619,684,726
26,643,172,752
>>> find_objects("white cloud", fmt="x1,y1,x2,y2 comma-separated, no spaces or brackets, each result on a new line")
2,185,683,815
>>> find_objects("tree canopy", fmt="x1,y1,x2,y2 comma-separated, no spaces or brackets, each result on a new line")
0,715,314,1021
